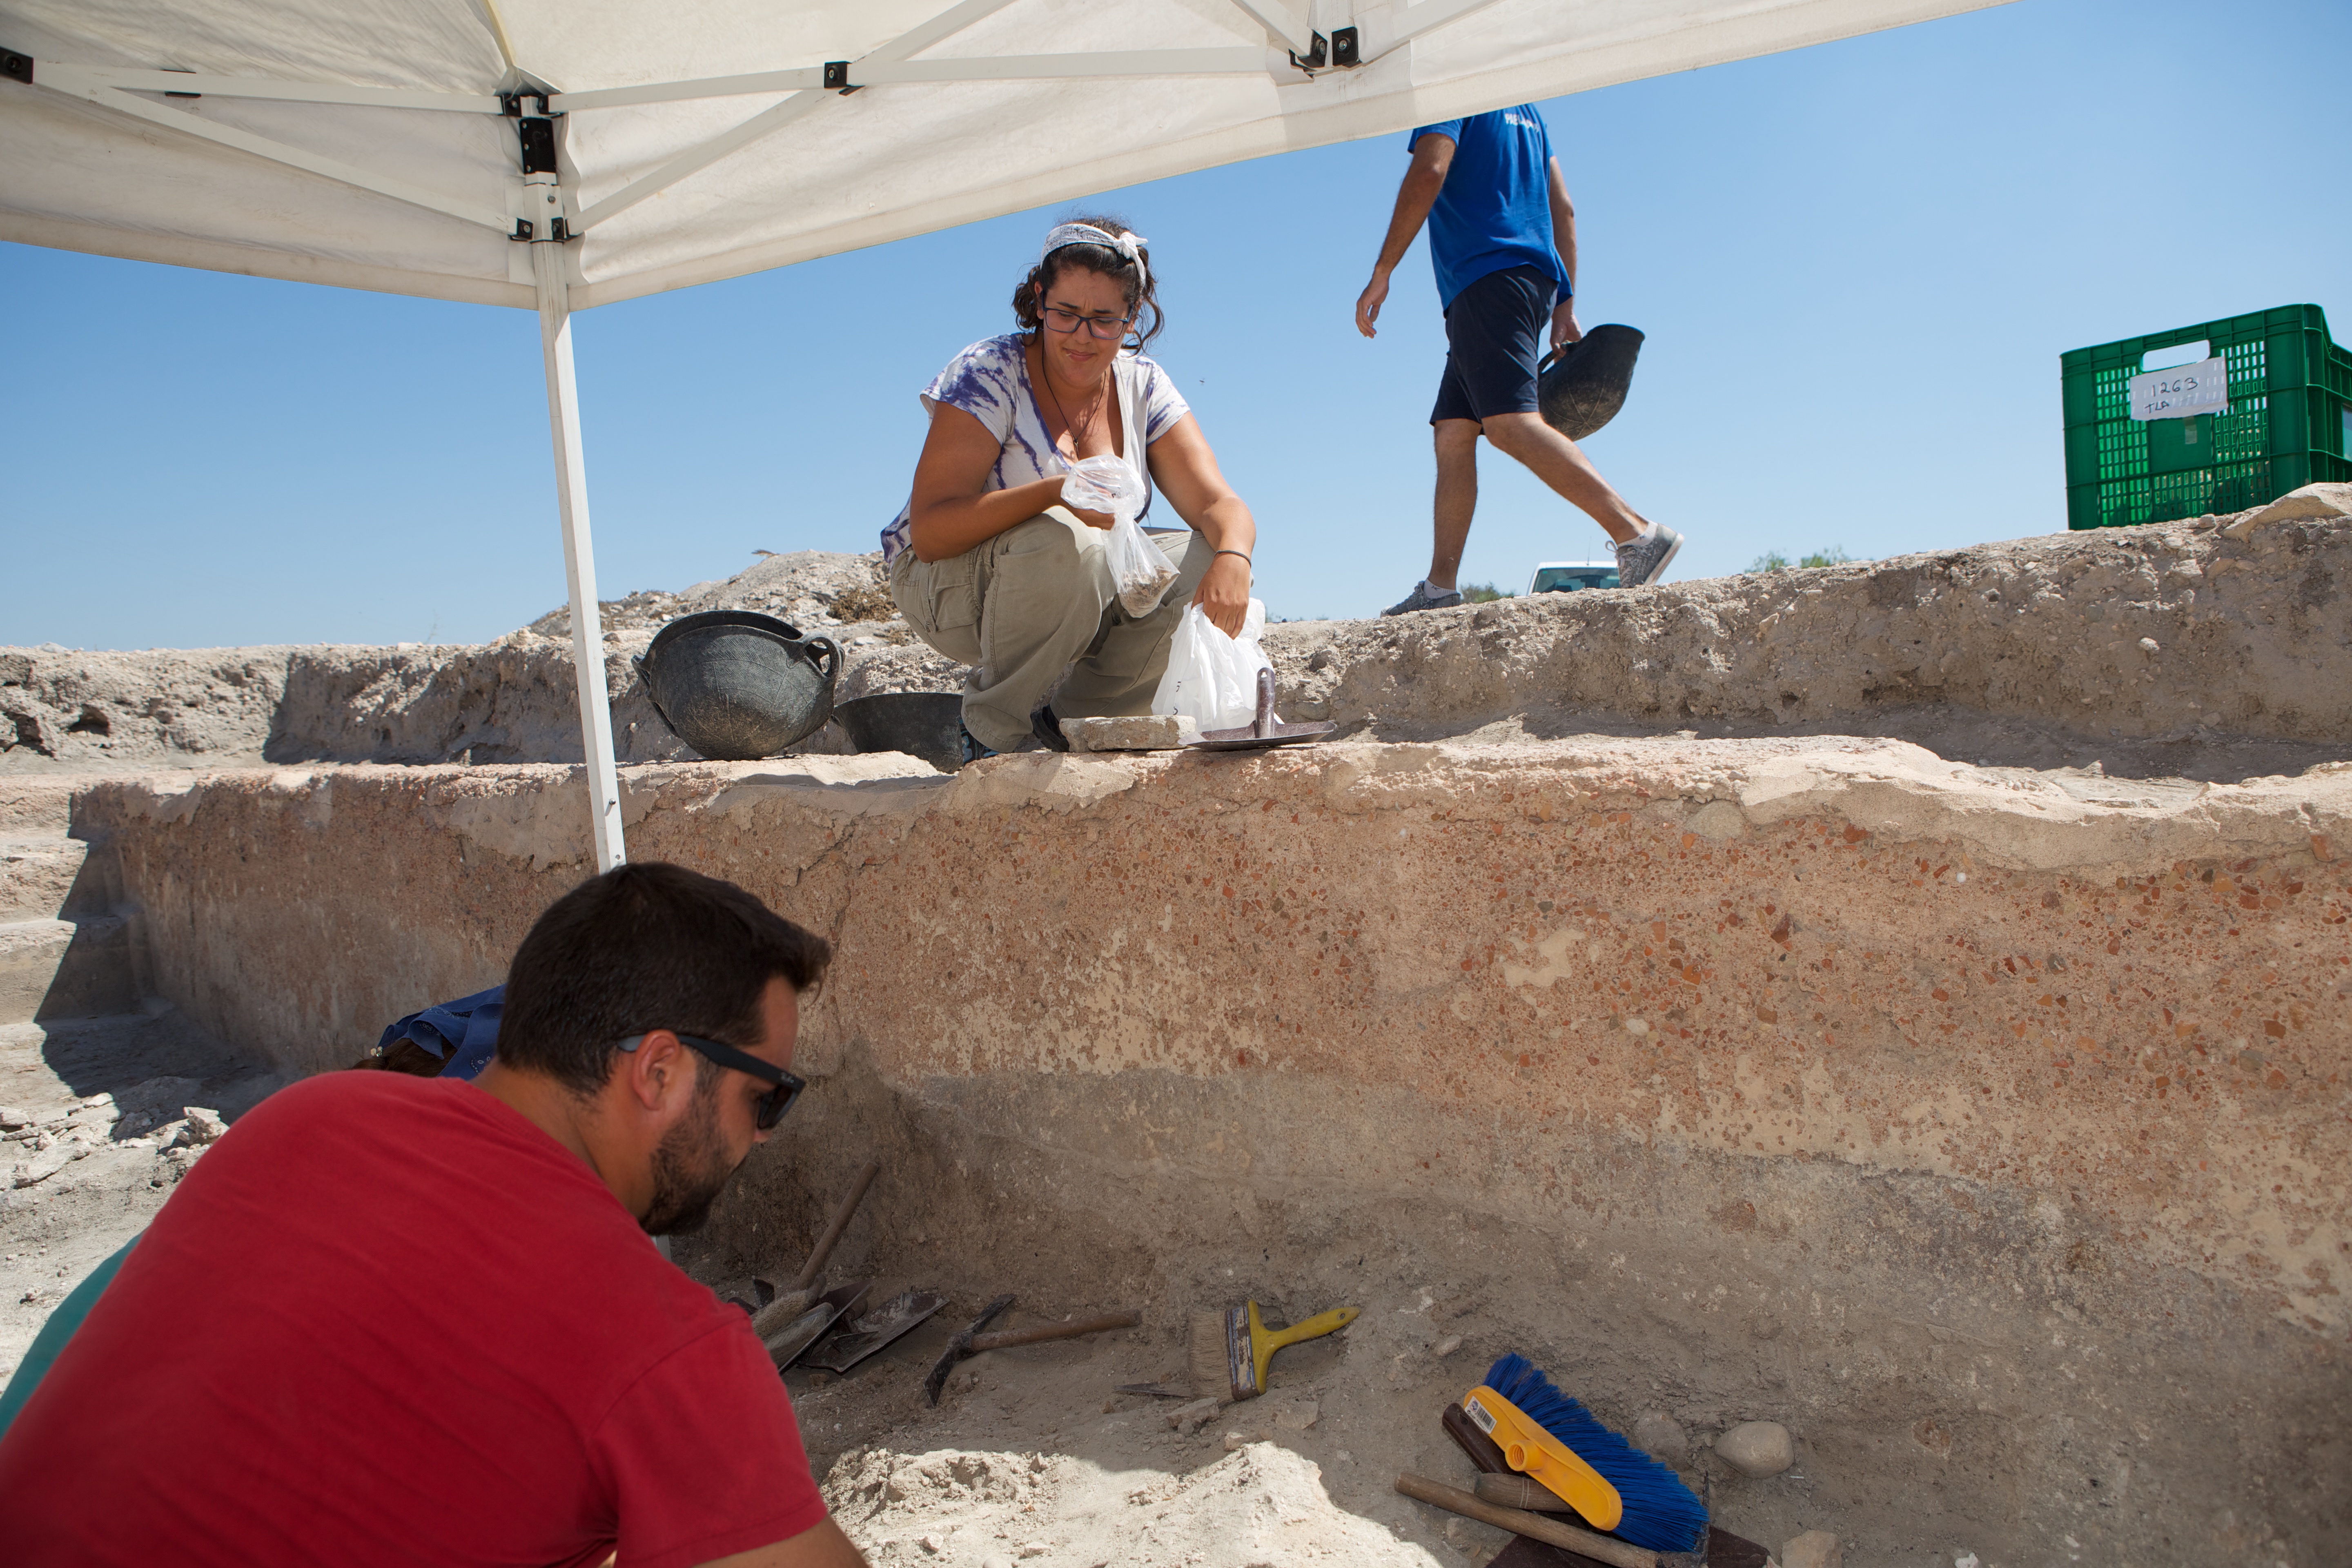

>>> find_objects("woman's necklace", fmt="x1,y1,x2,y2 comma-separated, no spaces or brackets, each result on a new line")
1036,342,1112,458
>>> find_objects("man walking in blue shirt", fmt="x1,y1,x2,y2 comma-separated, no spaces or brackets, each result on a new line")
1356,105,1682,613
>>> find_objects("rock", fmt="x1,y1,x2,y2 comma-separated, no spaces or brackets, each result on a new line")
1167,1397,1223,1434
1431,1334,1462,1358
11,1143,79,1187
2225,481,2352,534
1221,1429,1267,1451
1715,1420,1794,1477
184,1107,229,1145
1271,1398,1319,1431
0,1106,29,1130
1631,1411,1688,1464
1781,1530,1841,1568
1060,714,1188,752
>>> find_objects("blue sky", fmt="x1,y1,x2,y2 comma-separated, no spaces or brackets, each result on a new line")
6,0,2347,650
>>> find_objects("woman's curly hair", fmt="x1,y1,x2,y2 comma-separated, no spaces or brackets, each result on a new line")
1011,213,1163,349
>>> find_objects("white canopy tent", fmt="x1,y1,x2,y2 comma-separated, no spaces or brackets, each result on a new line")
1,0,2003,868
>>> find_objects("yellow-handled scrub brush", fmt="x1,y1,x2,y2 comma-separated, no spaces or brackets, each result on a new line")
1189,1300,1359,1401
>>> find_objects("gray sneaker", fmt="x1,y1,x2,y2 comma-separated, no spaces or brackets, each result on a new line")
1381,581,1464,616
1614,525,1684,588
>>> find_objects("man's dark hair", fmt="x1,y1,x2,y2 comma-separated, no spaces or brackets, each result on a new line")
496,862,831,1096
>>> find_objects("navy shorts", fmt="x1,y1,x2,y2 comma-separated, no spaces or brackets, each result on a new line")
1431,264,1559,425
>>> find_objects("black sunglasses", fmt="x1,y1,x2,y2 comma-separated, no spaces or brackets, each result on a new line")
619,1032,806,1130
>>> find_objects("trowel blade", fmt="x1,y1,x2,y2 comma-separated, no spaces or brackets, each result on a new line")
797,1288,945,1374
1187,723,1335,751
765,1281,870,1370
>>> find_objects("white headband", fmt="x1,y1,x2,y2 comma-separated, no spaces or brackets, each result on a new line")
1039,222,1149,299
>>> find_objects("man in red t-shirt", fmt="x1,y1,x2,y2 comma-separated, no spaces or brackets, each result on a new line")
0,862,868,1568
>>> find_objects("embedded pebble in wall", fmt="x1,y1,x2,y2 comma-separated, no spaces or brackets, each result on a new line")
1715,1420,1794,1478
1631,1411,1688,1465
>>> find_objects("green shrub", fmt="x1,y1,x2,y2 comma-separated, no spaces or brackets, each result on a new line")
1748,547,1862,574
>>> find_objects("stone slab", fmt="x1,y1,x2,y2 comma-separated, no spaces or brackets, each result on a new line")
1060,714,1190,752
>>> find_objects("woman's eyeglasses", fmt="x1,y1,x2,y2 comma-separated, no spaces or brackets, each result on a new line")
618,1032,806,1129
1041,305,1133,341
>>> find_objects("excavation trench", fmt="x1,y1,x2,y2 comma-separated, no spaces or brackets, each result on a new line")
24,732,2347,1567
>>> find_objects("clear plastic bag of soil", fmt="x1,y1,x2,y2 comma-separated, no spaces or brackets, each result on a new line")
1062,454,1176,617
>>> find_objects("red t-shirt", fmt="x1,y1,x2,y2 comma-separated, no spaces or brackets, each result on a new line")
0,1072,829,1567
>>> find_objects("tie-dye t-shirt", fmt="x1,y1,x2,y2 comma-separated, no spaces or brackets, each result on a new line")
881,334,1192,562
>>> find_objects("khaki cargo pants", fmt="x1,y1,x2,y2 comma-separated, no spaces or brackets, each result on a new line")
891,507,1212,753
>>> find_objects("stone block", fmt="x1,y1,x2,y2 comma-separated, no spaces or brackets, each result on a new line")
1059,714,1187,752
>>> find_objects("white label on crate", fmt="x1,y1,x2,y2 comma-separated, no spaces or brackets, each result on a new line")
2128,357,2228,421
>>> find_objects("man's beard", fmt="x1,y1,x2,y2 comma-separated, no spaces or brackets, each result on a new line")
641,1084,739,1236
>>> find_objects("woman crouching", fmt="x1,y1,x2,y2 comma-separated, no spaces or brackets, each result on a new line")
884,217,1257,762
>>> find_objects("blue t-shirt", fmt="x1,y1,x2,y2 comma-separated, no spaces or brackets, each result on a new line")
1410,106,1568,309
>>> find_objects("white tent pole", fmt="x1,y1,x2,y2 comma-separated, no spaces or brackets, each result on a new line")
531,240,626,872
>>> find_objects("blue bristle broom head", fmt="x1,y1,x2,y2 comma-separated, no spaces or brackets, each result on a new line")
1485,1353,1708,1554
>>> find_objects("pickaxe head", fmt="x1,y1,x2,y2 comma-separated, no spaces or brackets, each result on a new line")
923,1292,1015,1405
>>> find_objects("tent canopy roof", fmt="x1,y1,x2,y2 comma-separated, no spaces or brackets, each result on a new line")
2,0,2002,310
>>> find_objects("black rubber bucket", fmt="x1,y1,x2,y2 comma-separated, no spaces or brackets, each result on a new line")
635,611,839,761
832,692,964,775
1537,323,1645,441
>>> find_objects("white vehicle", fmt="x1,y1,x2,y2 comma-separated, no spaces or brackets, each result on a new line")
1525,560,1621,596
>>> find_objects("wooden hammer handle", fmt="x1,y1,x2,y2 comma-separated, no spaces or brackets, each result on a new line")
1393,1473,1657,1568
793,1161,881,1290
969,1311,1140,1352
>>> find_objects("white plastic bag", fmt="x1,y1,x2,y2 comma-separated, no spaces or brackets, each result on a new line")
1062,454,1176,616
1152,598,1271,732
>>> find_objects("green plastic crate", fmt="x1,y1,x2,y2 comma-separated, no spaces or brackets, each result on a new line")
2060,303,2352,530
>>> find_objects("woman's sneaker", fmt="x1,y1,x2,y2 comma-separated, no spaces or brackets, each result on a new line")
1614,524,1684,588
1381,581,1465,616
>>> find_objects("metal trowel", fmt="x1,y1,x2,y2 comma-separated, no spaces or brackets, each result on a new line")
797,1288,946,1375
763,1280,870,1370
1187,668,1335,752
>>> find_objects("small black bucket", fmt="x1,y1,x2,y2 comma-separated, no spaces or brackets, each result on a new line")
635,611,840,762
1537,323,1645,441
832,692,964,775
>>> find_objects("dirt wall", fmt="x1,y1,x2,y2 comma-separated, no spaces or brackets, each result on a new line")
48,737,2352,1564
